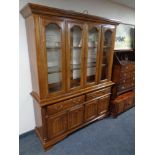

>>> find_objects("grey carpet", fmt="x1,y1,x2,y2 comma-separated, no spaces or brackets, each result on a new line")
19,107,135,155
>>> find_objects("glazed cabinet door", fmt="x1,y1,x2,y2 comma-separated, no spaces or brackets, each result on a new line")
99,25,116,82
66,21,85,91
47,111,68,139
41,17,66,95
85,24,101,86
85,100,98,122
68,105,84,129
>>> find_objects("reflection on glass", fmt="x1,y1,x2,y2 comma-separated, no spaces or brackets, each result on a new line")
100,30,112,80
87,28,98,83
45,24,62,93
70,26,82,88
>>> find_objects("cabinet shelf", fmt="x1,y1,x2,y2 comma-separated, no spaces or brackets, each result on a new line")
70,63,97,71
48,82,62,92
71,46,82,48
88,46,97,48
46,47,61,51
48,66,61,74
103,45,111,48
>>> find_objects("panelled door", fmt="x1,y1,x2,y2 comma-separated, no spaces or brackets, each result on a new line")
68,104,84,129
98,25,116,83
85,99,98,121
47,111,68,139
98,95,110,115
41,17,66,97
66,20,85,91
84,24,101,87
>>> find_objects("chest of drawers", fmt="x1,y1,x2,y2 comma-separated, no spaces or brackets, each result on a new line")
110,50,135,117
111,51,135,99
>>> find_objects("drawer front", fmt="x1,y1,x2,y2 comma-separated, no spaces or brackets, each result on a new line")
119,77,135,85
111,91,135,115
120,71,135,80
124,95,135,110
47,95,85,115
118,82,134,91
86,88,111,101
121,64,135,72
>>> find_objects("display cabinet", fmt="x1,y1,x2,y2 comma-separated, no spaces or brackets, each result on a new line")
21,3,119,150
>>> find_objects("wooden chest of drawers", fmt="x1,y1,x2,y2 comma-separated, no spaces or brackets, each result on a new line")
111,51,135,99
110,51,135,117
110,91,135,117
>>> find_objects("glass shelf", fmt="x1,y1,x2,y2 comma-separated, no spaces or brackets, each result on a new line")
71,46,82,48
70,62,96,71
47,47,61,50
88,46,97,48
103,45,111,48
48,66,61,74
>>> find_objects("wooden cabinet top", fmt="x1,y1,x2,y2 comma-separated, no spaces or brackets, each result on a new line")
20,3,119,25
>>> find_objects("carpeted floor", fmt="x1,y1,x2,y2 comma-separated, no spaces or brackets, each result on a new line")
19,107,135,155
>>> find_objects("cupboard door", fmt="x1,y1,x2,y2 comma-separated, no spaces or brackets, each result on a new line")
85,100,98,121
98,95,110,115
43,18,66,94
68,105,84,129
47,111,68,139
99,25,116,82
66,21,85,90
85,25,101,86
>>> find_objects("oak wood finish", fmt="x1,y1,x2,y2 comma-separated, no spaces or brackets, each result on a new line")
110,91,135,117
21,3,118,150
110,50,135,117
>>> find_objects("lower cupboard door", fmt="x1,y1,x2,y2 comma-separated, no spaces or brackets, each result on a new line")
98,95,110,115
85,100,98,122
47,112,68,139
68,105,84,129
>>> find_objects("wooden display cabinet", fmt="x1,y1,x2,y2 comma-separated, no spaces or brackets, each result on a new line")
20,3,119,150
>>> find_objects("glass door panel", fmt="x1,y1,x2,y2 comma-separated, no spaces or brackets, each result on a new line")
70,26,83,88
45,23,62,93
86,27,99,84
100,29,112,80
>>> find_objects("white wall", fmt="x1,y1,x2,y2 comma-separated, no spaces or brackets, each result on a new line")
19,0,135,135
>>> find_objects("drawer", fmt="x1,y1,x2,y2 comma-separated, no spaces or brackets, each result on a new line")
110,91,135,116
118,83,134,91
86,87,111,101
124,94,135,110
47,95,85,115
121,64,135,72
119,77,135,84
120,72,135,80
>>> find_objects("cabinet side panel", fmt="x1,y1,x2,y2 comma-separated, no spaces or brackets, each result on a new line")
33,99,43,137
25,15,40,95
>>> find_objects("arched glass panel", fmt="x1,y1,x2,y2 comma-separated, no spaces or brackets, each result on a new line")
100,30,112,80
45,24,62,93
70,26,83,88
87,27,99,83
